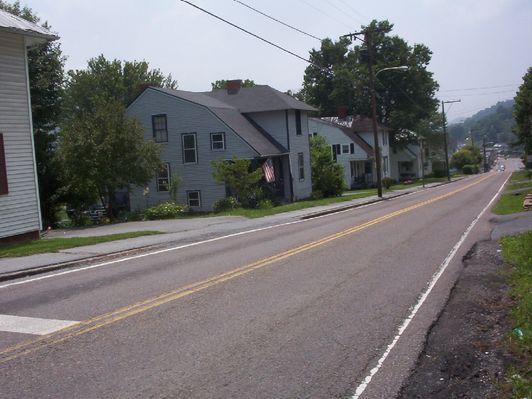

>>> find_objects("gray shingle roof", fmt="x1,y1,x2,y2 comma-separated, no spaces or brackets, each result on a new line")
149,87,287,156
204,85,317,113
0,9,58,41
311,117,374,157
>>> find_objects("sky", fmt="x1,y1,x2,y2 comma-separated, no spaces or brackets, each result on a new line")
20,0,532,121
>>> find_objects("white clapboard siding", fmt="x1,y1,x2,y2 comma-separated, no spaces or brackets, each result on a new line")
0,32,41,239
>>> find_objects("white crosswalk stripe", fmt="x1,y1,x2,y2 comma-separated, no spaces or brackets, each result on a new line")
0,314,78,335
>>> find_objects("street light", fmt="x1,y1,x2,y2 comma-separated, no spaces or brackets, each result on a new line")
369,65,408,197
375,65,409,77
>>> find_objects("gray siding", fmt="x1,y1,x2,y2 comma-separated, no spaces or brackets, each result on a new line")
284,110,312,200
309,119,371,188
248,110,312,200
127,89,259,211
0,32,41,238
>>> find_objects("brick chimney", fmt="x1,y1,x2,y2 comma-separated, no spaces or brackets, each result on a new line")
336,105,349,119
226,79,242,95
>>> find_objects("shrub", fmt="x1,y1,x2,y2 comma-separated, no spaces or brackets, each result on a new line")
381,176,397,189
310,136,346,197
257,199,274,209
311,190,324,200
213,196,241,212
145,201,186,220
462,164,480,175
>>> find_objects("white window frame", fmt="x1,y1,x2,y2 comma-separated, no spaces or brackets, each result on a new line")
187,190,201,207
152,114,168,143
182,133,197,164
156,163,170,192
342,144,350,154
210,132,226,151
297,152,305,180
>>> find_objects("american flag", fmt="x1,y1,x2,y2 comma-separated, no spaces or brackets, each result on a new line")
262,158,275,183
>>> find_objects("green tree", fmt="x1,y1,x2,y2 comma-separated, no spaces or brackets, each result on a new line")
60,55,176,218
301,20,439,142
310,135,345,197
58,101,162,218
211,79,255,90
514,68,532,155
450,145,482,170
211,157,263,207
0,1,65,228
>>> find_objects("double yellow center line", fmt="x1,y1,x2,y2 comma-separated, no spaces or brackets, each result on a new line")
0,175,493,364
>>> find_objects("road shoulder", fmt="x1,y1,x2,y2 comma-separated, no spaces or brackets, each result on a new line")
397,240,519,398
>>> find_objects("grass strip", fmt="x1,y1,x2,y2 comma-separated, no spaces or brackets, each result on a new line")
500,231,532,397
217,191,376,218
492,170,532,215
0,231,163,258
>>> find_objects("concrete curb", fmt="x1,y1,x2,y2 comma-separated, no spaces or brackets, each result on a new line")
0,178,462,283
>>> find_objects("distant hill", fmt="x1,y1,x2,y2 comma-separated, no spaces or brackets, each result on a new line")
448,100,517,145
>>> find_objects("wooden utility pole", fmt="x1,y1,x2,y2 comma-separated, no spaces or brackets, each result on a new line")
441,99,461,181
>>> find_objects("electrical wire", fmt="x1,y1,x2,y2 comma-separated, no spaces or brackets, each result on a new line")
321,0,366,26
180,1,328,73
439,83,520,92
295,0,353,30
335,0,370,25
232,0,322,41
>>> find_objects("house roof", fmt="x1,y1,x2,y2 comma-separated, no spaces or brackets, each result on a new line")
203,85,317,113
0,9,58,42
148,87,287,156
311,117,374,157
321,115,388,133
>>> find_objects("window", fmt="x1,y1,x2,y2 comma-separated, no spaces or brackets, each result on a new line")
187,190,201,207
0,133,8,195
342,144,350,154
156,163,170,192
298,152,304,180
382,130,388,145
331,144,341,162
210,132,225,151
295,110,302,135
383,156,389,174
182,133,197,164
350,143,355,154
152,114,168,143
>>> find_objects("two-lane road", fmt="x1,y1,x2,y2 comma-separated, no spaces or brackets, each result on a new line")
0,169,512,398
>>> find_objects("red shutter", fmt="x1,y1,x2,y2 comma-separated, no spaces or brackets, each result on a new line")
0,133,8,195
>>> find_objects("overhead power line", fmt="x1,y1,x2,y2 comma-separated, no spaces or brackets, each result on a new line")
233,0,322,41
180,1,327,72
439,83,520,92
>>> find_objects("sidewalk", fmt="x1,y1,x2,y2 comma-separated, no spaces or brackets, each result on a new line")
0,179,461,280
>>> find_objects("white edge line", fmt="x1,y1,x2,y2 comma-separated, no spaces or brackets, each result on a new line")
351,172,511,399
0,200,380,290
0,177,472,290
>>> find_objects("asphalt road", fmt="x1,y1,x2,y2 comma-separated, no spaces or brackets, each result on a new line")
0,167,514,398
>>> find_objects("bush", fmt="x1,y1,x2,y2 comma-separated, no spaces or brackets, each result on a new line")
145,201,186,220
311,190,324,200
310,135,346,197
257,199,274,209
381,176,397,189
213,196,241,212
462,164,480,175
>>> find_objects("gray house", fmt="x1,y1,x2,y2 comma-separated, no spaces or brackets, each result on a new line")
0,10,57,243
127,82,315,211
309,116,391,188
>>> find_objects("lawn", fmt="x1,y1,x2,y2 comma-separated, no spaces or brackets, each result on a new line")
216,191,376,218
492,170,532,215
500,231,532,397
0,231,163,258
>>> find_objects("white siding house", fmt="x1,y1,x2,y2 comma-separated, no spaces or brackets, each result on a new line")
309,116,390,188
0,10,57,242
127,82,315,211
